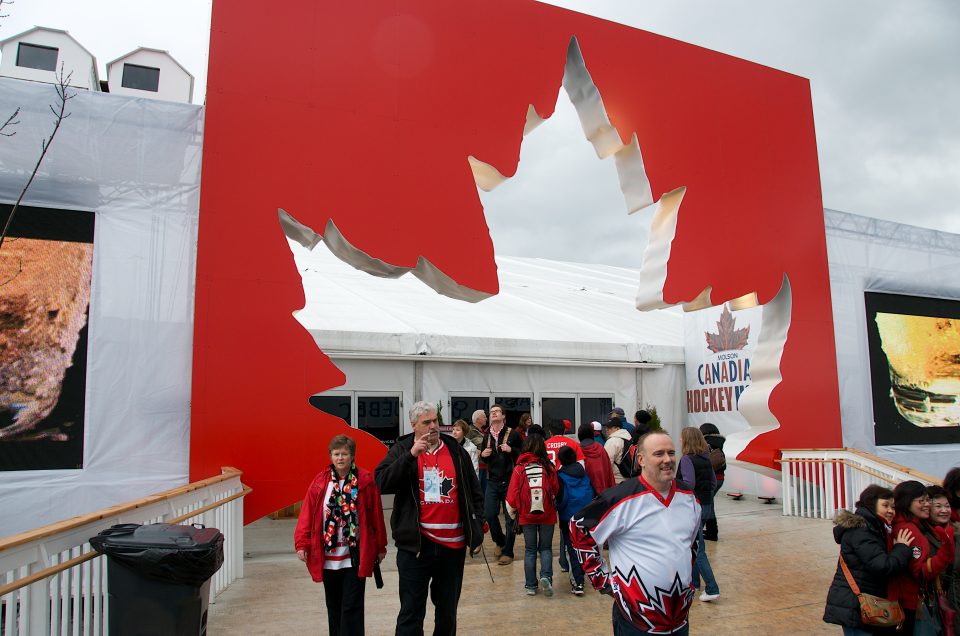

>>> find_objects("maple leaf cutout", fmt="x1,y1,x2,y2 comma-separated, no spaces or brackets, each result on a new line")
704,306,750,353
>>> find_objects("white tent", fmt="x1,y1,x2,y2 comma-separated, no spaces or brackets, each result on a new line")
288,239,687,441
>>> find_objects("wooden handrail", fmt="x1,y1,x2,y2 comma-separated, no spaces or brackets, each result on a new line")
0,467,243,552
779,448,940,484
0,485,252,598
778,457,899,485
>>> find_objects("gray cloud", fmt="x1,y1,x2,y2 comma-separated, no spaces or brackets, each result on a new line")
4,0,957,251
535,0,960,239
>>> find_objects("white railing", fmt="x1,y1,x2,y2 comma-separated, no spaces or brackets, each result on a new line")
0,467,249,635
779,448,939,519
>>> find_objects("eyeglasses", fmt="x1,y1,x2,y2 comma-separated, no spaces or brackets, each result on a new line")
912,496,931,504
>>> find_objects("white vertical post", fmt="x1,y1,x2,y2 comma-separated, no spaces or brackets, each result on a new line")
26,560,51,635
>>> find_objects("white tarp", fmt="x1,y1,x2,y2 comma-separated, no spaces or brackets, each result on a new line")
826,209,960,478
290,240,685,364
0,78,200,538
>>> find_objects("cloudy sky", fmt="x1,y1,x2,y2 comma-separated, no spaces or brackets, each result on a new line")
3,1,958,267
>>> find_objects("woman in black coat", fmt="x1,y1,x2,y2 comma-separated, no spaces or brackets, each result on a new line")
823,485,915,634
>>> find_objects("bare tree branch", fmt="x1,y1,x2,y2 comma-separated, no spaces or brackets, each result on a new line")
0,63,75,252
0,106,19,137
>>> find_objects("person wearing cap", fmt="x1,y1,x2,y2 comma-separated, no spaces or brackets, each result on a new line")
609,407,635,436
591,420,604,444
603,417,633,484
577,422,616,494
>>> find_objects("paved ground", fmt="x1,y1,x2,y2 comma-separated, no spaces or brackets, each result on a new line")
208,495,840,635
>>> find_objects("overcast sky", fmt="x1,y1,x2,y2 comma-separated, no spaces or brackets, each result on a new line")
3,1,958,267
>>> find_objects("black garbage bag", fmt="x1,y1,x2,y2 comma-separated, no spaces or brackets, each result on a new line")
90,523,224,587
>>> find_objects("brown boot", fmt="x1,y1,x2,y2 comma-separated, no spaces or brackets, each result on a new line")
497,555,513,565
494,545,503,558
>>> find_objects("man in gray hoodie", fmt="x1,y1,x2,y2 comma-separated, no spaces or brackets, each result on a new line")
603,418,633,484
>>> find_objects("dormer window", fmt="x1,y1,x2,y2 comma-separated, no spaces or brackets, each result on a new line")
17,43,59,71
121,63,160,92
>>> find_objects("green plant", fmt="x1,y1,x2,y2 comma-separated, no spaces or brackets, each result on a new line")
645,404,662,431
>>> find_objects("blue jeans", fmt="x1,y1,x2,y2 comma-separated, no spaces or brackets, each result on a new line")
558,521,583,585
521,524,554,589
841,627,874,636
613,605,689,635
691,526,719,595
484,480,515,557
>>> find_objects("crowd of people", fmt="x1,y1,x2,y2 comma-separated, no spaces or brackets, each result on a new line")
293,401,731,635
823,470,960,635
289,400,960,636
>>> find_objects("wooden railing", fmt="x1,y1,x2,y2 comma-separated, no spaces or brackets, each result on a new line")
779,448,939,519
0,468,249,635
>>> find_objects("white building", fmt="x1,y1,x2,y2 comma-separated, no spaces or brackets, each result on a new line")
106,47,194,103
0,27,99,91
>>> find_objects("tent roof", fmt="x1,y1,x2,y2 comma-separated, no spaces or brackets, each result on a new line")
290,240,684,364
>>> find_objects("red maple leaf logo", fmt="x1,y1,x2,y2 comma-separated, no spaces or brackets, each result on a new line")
613,569,693,634
705,306,750,353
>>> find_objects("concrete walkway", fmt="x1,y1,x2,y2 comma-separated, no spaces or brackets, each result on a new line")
209,495,839,635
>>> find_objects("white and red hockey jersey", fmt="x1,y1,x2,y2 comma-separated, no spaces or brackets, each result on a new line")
570,475,701,634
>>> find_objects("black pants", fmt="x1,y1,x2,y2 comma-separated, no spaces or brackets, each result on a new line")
322,567,366,636
704,479,723,540
396,540,466,636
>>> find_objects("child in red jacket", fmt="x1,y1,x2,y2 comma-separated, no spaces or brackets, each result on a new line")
507,434,559,597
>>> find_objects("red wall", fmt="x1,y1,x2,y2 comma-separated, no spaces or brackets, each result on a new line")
193,0,842,522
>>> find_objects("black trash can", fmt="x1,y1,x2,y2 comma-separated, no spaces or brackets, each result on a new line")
90,523,224,636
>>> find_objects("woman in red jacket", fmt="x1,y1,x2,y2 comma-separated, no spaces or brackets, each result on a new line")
507,434,560,597
294,434,387,636
892,480,956,635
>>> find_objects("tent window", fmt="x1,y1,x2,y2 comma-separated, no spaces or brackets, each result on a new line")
309,394,351,423
358,396,400,447
17,43,58,71
121,63,161,92
580,397,614,427
449,396,490,430
492,396,532,429
542,397,575,435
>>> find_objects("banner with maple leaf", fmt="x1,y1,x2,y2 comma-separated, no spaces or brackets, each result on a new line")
684,303,762,422
705,306,751,353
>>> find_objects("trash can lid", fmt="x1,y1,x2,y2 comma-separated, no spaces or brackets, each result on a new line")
95,523,222,550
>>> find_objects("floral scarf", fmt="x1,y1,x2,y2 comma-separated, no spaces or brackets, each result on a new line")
323,464,360,550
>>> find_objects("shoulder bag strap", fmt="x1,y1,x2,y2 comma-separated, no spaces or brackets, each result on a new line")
838,555,863,596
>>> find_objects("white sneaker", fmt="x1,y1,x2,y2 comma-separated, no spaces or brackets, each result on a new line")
540,576,553,597
699,591,720,602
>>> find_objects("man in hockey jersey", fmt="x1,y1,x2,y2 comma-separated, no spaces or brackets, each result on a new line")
570,431,700,635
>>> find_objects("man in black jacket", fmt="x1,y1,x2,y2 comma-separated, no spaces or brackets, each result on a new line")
375,401,485,636
478,404,522,565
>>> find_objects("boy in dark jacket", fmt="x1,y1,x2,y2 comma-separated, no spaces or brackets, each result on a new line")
699,422,726,541
556,446,595,596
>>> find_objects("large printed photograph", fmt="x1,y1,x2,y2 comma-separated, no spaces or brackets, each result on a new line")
0,205,94,470
866,291,960,446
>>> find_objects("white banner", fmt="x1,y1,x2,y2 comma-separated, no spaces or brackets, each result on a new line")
684,303,762,431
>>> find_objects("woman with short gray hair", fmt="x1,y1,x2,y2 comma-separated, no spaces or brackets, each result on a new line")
294,434,387,635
